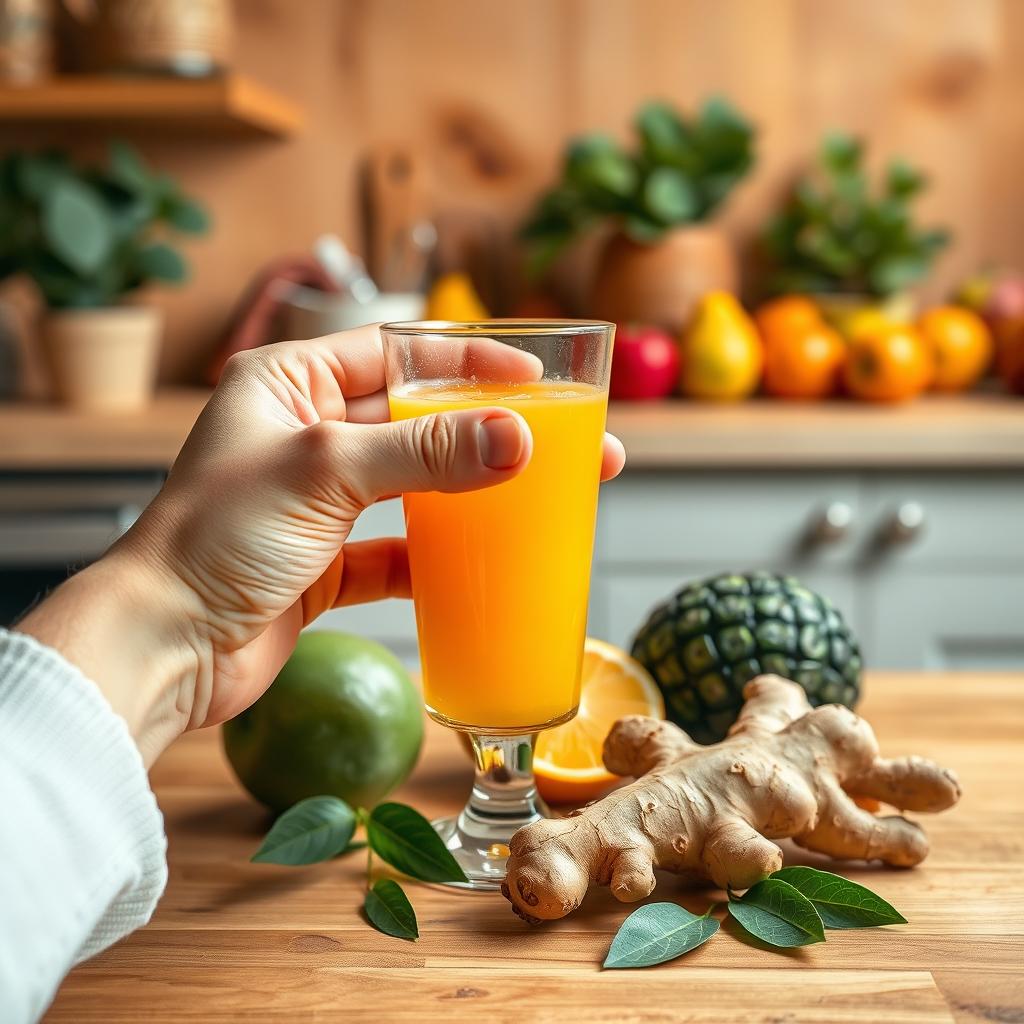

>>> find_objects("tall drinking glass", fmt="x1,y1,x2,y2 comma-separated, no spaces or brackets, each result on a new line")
381,320,614,889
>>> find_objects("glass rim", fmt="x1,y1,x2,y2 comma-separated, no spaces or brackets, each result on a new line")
380,318,614,337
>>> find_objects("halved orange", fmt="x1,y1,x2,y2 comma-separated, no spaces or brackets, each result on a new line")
534,637,665,805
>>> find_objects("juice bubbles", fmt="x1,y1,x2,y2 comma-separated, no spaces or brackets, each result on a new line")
388,380,607,731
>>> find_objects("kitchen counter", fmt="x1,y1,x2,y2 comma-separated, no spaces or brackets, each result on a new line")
2,390,1022,471
46,673,1023,1023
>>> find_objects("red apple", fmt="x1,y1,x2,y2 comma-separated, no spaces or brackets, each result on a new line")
609,324,680,400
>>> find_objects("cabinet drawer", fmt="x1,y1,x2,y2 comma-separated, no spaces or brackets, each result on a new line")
865,570,1024,669
598,473,862,567
862,474,1024,568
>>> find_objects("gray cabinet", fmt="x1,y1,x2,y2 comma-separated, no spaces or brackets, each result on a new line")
316,469,1024,672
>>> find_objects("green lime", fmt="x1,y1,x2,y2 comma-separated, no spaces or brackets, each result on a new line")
223,631,423,813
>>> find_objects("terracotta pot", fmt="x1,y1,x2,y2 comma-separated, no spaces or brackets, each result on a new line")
43,306,162,412
590,226,737,334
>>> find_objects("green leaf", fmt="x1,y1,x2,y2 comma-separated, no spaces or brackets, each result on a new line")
164,195,210,233
623,215,667,244
367,802,468,884
15,152,70,201
821,133,862,175
108,141,152,196
603,903,719,969
886,160,925,200
566,136,637,198
251,795,356,865
868,253,930,295
771,867,907,929
137,242,187,283
42,179,114,276
642,167,698,225
364,879,418,940
728,879,825,948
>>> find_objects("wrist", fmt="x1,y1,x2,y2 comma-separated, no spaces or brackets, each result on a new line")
17,551,206,766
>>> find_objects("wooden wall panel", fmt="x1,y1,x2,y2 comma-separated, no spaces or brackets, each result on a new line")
7,0,1023,382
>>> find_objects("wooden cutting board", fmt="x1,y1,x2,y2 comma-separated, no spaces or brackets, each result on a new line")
46,673,1024,1023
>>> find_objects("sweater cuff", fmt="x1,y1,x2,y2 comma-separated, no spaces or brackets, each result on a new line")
0,628,167,1004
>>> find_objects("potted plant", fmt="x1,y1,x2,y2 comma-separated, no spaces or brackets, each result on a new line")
522,98,755,331
0,142,209,411
760,134,949,334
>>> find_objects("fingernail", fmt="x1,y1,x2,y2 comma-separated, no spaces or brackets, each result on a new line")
478,415,523,469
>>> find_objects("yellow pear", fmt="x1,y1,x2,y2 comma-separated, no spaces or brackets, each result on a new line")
679,291,763,400
425,272,489,322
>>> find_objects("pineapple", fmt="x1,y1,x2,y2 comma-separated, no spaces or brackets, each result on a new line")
630,571,862,744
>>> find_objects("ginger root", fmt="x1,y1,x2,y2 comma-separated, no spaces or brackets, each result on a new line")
502,675,960,922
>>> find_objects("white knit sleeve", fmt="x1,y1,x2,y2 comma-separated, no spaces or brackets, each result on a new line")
0,629,168,1024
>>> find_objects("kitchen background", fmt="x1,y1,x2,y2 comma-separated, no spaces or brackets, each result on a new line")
1,0,1022,672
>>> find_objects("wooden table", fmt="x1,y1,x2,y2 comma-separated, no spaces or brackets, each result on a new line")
3,390,1023,470
45,673,1023,1023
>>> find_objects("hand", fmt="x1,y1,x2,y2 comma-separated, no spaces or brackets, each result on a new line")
19,326,625,764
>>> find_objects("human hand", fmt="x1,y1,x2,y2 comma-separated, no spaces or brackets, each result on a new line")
20,326,624,764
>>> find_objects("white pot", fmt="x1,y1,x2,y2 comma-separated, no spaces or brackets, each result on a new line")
43,306,162,412
281,286,425,340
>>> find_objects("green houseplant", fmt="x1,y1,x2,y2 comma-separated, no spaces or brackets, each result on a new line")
0,142,209,410
761,133,949,330
522,98,755,331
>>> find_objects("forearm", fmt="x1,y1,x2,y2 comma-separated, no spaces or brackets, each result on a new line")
17,550,203,767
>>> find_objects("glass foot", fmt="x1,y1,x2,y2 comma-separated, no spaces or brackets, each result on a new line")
432,732,549,891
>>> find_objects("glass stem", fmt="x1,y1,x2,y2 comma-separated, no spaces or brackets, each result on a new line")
459,733,548,843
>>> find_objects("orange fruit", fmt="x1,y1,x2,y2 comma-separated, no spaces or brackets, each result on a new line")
843,325,933,402
754,295,822,342
762,322,846,399
534,638,664,805
917,306,992,392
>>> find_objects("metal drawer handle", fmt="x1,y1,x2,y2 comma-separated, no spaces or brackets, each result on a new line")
882,501,926,544
807,501,854,544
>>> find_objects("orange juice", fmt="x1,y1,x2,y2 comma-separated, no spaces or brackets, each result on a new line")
388,380,608,730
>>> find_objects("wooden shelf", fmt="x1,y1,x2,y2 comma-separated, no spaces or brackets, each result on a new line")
1,389,1022,472
0,74,303,138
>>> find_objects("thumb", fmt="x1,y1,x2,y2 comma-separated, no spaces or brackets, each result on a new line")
324,407,533,507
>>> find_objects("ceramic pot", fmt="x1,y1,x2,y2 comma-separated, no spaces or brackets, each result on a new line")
590,226,737,333
43,306,162,412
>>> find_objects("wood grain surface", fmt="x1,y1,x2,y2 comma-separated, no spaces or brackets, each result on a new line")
45,673,1024,1023
3,389,1023,471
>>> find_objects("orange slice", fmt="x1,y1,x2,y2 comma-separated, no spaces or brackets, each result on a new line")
534,637,665,805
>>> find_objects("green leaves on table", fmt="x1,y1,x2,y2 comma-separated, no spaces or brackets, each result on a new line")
603,903,719,969
251,795,357,865
727,878,825,947
365,803,468,884
603,865,907,968
251,797,466,943
771,866,907,929
727,866,907,949
364,879,418,941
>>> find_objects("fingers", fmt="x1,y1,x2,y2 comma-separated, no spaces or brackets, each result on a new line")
386,331,545,384
845,756,962,813
600,432,626,481
314,406,533,510
794,783,930,866
702,818,784,890
332,538,411,606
